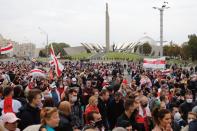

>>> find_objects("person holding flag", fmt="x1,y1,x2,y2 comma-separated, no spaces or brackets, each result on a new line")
50,44,64,78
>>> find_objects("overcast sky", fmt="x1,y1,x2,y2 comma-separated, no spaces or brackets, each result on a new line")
0,0,196,48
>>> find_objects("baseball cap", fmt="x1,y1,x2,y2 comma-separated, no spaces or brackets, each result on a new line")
2,113,20,123
50,82,57,89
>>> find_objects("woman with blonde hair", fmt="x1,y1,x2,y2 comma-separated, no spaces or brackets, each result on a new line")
84,96,99,123
39,107,60,131
56,101,73,131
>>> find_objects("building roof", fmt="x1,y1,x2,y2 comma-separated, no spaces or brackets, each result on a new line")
64,46,86,55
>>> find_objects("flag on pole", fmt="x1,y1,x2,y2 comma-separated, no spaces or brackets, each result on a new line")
49,60,55,66
143,57,166,69
50,44,64,77
0,42,13,54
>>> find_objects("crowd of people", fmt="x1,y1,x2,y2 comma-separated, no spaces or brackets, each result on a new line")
0,60,196,131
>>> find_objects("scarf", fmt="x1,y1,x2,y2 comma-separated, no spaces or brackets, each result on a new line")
3,97,13,113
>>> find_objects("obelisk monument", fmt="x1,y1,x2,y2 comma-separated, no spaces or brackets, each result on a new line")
105,3,110,52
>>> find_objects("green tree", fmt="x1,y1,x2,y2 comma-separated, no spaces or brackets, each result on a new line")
141,42,152,55
180,42,190,60
39,42,70,57
163,42,181,57
188,34,197,61
39,50,47,57
163,45,170,56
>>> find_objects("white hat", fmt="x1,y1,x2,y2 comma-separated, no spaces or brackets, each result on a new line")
72,78,77,82
2,113,20,123
50,82,57,89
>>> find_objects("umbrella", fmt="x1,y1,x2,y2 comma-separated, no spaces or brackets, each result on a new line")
29,69,46,78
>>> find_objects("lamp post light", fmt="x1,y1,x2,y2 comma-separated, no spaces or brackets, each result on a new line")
38,27,49,56
153,2,170,57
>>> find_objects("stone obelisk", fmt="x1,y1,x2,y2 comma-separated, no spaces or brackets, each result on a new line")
105,3,110,52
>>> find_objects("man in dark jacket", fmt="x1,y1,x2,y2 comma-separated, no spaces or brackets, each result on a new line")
108,92,124,129
18,89,42,130
117,98,139,130
97,89,110,130
189,119,197,131
68,89,83,129
180,92,195,121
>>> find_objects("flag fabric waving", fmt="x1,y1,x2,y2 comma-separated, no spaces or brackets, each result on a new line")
143,57,166,69
29,69,46,78
0,42,13,54
50,44,64,77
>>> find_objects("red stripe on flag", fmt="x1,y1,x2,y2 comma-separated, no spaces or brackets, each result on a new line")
30,69,45,74
143,60,165,64
0,44,13,52
50,44,62,77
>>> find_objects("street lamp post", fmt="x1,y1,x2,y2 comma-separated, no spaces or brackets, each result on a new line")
38,27,49,56
153,2,169,57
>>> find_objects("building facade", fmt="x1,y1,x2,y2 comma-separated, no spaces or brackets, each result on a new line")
0,34,37,58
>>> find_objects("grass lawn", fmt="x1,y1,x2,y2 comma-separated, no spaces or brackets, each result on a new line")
104,52,142,61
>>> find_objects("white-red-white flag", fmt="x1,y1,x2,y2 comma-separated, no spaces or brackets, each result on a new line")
29,69,46,77
49,60,55,66
0,42,13,54
50,44,64,77
143,57,166,69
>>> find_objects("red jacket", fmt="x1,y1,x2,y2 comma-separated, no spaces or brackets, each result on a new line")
85,105,99,115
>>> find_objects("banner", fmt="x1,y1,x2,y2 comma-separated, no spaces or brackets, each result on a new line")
143,57,166,69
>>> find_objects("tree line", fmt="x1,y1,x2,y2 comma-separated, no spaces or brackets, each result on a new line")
163,34,197,61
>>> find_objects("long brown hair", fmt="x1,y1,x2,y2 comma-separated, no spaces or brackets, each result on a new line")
40,107,58,125
152,108,171,125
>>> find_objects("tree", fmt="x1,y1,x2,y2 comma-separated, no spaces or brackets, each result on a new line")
180,42,190,60
141,42,152,55
163,45,170,56
163,42,181,57
39,42,70,57
188,34,197,61
39,50,47,57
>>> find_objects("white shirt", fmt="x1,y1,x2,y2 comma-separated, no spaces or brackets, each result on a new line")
0,99,22,114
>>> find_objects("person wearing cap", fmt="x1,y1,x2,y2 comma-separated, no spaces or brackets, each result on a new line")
49,82,60,106
0,112,20,131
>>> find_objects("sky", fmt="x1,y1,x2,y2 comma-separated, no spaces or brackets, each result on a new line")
0,0,196,48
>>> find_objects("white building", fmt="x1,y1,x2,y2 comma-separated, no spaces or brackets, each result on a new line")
0,34,37,58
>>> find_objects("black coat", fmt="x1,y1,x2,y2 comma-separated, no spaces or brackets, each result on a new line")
18,104,40,130
180,102,195,121
55,112,73,131
117,110,138,131
189,120,197,131
97,97,109,130
108,99,124,129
